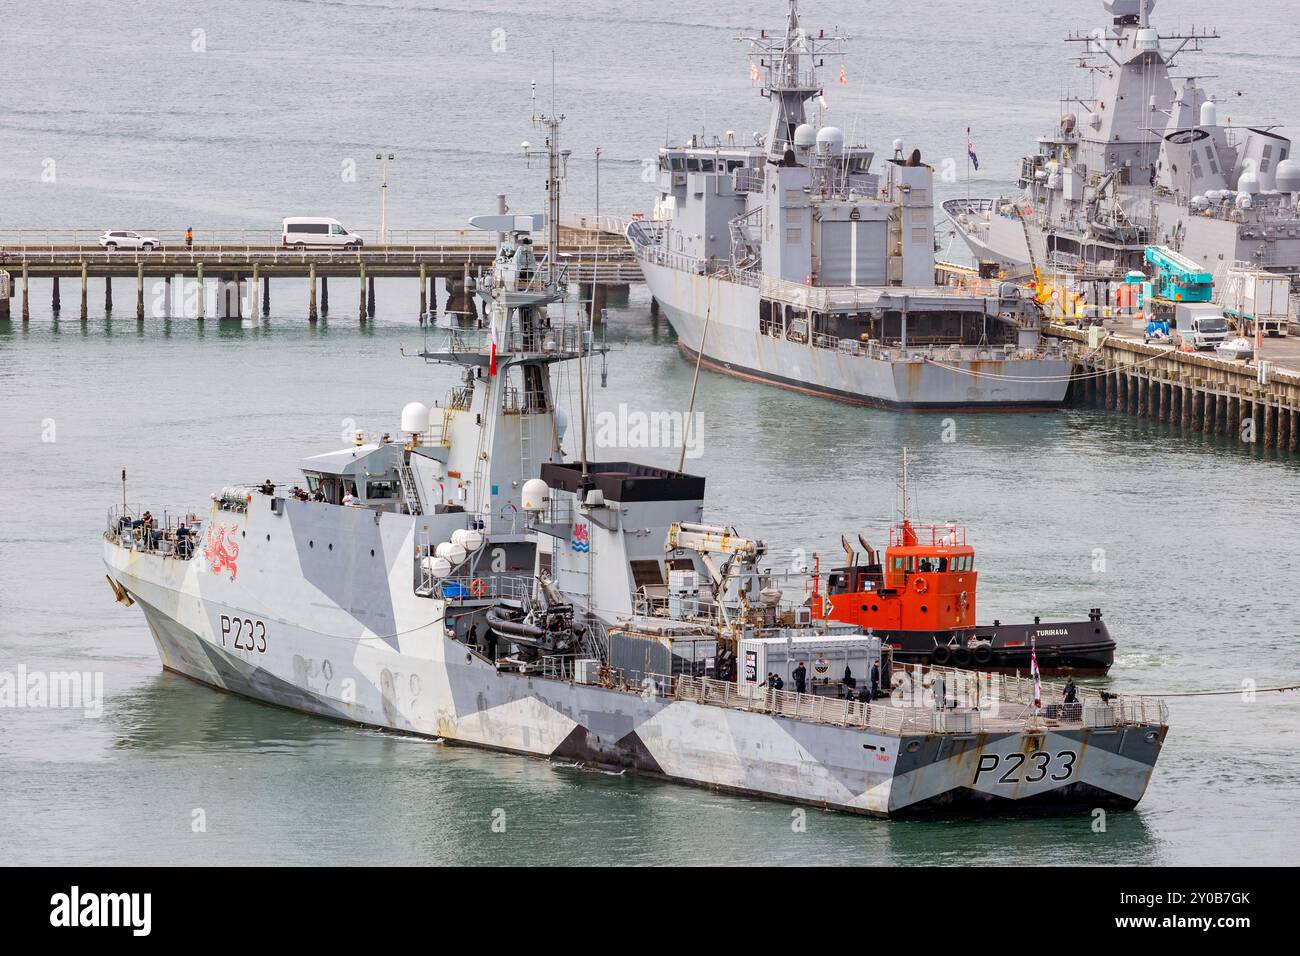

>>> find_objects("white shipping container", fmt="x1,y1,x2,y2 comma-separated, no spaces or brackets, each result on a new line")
738,632,882,688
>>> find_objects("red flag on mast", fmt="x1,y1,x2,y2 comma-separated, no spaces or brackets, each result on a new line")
488,318,498,377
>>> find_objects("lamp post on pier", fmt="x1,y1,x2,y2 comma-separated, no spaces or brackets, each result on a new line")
376,152,395,246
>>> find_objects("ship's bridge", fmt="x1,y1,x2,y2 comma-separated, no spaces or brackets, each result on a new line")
300,442,405,510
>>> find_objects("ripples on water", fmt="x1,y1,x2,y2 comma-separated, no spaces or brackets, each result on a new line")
2,0,1299,865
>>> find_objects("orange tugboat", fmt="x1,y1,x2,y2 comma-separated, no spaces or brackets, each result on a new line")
812,455,1114,675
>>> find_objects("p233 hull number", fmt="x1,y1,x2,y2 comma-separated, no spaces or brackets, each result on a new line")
973,749,1077,786
219,614,267,653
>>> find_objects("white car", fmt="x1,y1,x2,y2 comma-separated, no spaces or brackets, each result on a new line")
98,230,161,251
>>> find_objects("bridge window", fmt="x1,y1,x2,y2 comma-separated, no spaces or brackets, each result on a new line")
367,480,397,500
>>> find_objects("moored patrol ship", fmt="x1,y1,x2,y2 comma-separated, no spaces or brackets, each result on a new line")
102,106,1167,819
627,0,1073,410
945,0,1300,296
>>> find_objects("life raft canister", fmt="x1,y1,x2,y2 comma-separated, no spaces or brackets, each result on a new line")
913,576,928,595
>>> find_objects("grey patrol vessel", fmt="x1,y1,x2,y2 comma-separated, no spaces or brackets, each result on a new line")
945,0,1300,292
102,111,1167,818
628,0,1072,410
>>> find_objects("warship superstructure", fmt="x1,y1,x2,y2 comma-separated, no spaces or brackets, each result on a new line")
102,107,1167,820
627,0,1072,410
945,0,1300,302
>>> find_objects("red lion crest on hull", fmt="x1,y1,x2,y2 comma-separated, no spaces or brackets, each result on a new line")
203,525,240,582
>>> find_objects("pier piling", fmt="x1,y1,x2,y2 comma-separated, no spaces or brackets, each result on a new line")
262,275,270,316
136,264,144,320
21,265,29,321
358,265,366,321
309,263,318,322
419,263,427,320
320,276,328,315
104,277,113,313
80,263,88,320
367,276,375,318
196,263,205,320
52,276,60,313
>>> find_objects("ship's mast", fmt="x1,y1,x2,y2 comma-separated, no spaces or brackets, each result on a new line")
531,70,588,478
900,446,911,525
740,0,847,159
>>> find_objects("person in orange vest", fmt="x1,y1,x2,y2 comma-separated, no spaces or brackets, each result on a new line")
185,226,193,249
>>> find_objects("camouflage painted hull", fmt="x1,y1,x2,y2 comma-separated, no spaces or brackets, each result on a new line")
103,503,1165,818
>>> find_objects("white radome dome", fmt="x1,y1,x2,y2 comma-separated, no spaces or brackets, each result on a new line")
521,478,550,512
451,528,484,552
1274,158,1300,193
1238,171,1261,195
401,401,430,434
793,123,817,148
816,126,845,155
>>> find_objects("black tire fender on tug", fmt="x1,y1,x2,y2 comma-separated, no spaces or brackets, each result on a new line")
930,644,952,665
972,643,993,665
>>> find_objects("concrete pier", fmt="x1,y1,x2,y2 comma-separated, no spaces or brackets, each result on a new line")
1062,326,1300,451
1,222,637,324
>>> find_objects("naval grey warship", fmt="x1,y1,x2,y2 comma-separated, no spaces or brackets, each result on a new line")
627,0,1073,410
945,0,1300,303
102,103,1167,819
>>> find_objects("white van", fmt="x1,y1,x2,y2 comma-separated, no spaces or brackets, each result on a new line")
281,218,364,249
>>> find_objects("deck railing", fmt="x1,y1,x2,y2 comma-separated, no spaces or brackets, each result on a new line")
105,505,204,558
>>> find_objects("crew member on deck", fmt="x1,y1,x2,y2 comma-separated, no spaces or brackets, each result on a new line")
793,660,807,695
1063,676,1078,705
259,479,275,495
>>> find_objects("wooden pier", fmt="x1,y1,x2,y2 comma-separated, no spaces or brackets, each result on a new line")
1054,322,1300,452
0,220,639,321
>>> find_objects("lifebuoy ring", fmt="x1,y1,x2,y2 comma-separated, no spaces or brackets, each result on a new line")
470,578,487,597
972,643,993,665
958,590,969,609
931,644,952,665
913,576,928,595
